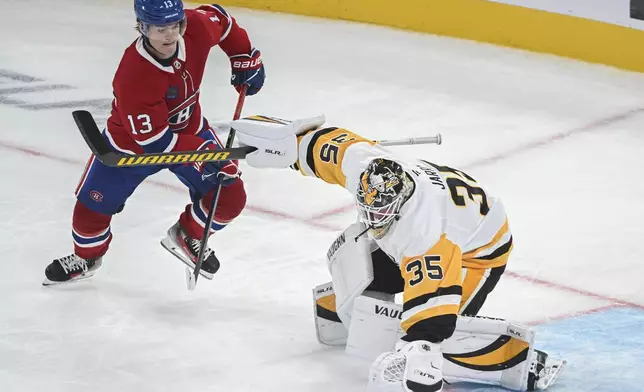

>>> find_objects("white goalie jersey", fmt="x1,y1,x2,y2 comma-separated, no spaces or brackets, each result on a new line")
231,117,565,391
234,118,564,391
294,127,512,336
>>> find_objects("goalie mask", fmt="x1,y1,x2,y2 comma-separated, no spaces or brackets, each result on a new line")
356,158,414,239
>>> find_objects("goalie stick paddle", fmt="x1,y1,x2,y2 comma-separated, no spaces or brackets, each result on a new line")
186,86,248,291
71,110,257,168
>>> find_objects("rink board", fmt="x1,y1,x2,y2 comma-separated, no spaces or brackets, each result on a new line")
218,0,644,73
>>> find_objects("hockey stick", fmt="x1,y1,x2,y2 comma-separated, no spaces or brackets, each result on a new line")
72,110,442,168
71,110,257,168
186,86,247,290
377,134,442,146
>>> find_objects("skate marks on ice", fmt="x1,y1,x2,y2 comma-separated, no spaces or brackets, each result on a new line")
0,68,112,120
531,307,644,392
0,278,368,392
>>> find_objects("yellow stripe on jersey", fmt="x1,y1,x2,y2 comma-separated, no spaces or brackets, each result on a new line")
400,235,463,333
295,127,374,187
463,218,509,259
463,243,513,270
444,335,530,371
459,267,490,311
462,218,512,269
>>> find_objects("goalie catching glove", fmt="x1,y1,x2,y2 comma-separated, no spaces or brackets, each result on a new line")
232,115,326,168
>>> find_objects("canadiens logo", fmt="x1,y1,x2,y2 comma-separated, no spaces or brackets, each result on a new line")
168,92,199,130
89,190,104,202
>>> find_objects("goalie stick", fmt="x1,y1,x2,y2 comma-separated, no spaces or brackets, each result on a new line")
71,110,257,168
378,134,442,146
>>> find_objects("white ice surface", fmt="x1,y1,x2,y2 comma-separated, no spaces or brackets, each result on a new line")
1,1,643,391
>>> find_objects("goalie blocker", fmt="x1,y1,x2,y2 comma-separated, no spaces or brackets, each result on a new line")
312,224,565,391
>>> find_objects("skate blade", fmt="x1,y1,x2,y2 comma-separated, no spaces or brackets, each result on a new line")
42,270,97,287
537,358,566,390
160,237,214,280
186,267,197,291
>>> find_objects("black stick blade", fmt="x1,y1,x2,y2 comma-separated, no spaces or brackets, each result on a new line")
71,110,256,167
72,110,112,158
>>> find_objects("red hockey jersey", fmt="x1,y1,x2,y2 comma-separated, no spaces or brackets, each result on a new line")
105,4,252,155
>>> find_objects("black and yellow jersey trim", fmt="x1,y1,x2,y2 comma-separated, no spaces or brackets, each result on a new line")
294,127,375,187
400,235,463,341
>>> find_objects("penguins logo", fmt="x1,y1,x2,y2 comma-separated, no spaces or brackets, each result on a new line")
360,169,399,206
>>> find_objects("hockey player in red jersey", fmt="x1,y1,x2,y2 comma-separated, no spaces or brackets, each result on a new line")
43,0,266,285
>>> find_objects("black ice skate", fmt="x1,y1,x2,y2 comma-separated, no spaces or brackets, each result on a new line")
42,254,103,286
160,221,220,280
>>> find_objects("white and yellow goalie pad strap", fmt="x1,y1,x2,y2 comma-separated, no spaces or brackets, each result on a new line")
294,127,375,187
400,235,463,336
346,296,536,391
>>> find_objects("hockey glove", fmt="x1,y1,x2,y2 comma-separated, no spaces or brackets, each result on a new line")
194,142,241,187
230,48,265,96
232,115,325,169
369,340,444,392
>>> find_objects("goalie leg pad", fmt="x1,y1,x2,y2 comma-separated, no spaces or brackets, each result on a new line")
312,284,396,347
313,282,348,346
313,223,382,346
346,296,407,360
441,316,535,390
345,296,565,391
326,222,376,326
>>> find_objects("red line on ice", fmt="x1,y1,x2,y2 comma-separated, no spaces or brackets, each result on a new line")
526,303,628,326
0,140,341,231
2,107,643,312
505,271,644,310
312,107,644,219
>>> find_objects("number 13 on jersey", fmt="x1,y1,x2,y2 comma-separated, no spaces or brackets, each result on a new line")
127,114,153,135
